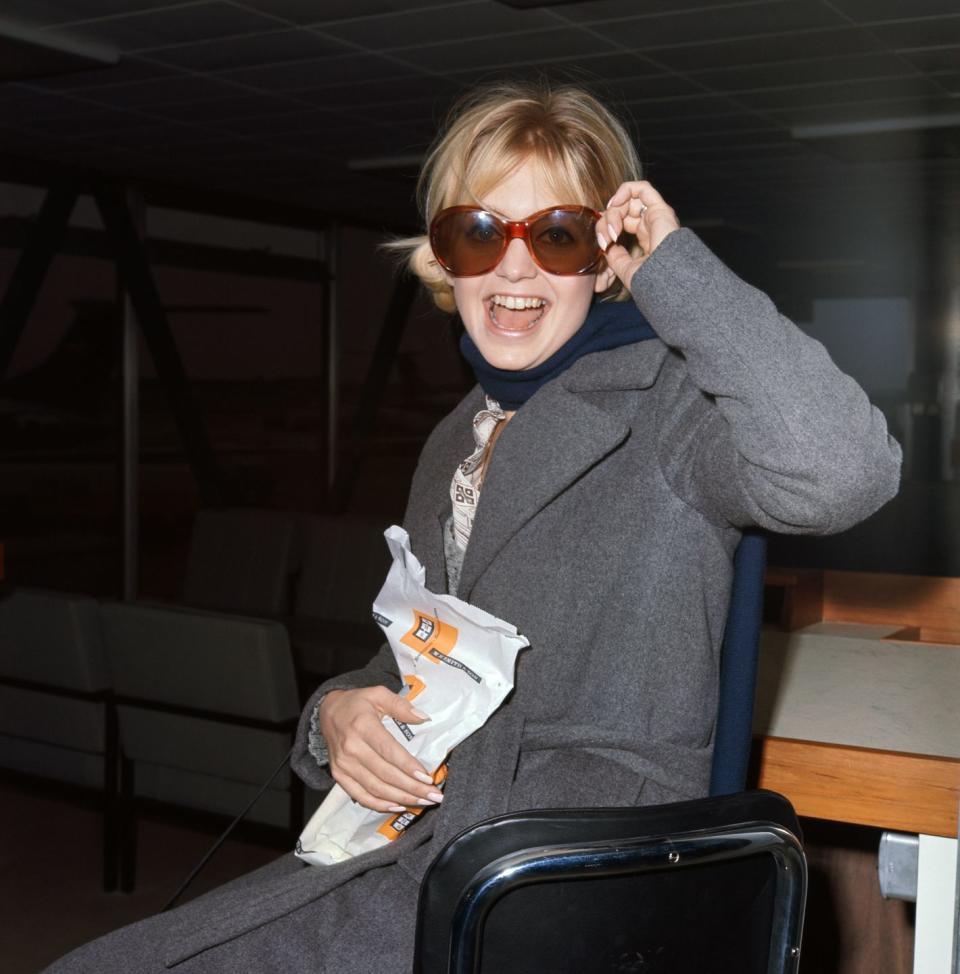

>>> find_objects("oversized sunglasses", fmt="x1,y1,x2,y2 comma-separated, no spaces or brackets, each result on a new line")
429,205,603,277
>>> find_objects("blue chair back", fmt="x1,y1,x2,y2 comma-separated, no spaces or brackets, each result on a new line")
709,530,767,796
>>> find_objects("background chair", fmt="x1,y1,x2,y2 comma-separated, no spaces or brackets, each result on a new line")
0,588,119,889
181,508,300,618
285,515,390,685
99,600,305,890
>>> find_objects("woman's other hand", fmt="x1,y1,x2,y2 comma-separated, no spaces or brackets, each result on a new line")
597,180,680,287
318,686,443,813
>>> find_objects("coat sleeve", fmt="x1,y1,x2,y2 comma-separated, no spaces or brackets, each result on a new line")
630,228,902,534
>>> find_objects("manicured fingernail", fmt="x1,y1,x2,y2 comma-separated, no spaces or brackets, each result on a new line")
417,797,437,806
427,791,444,803
410,708,430,721
607,222,616,242
387,804,407,813
597,231,608,250
413,771,433,784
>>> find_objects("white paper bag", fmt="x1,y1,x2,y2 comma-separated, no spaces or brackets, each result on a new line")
295,525,529,866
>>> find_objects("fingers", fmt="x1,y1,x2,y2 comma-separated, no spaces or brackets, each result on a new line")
373,685,430,724
602,242,641,286
606,179,666,210
598,179,680,283
335,770,441,815
333,737,444,812
322,685,443,813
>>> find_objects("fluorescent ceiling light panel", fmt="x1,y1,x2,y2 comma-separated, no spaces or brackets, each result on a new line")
793,113,960,140
0,17,118,82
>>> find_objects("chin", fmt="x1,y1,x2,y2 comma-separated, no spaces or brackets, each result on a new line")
475,339,542,372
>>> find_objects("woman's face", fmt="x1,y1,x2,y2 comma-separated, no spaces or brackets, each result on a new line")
444,158,614,372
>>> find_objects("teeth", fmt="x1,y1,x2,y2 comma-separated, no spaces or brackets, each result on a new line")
491,295,546,310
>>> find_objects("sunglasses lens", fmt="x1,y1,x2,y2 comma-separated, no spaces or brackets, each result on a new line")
530,209,599,274
430,207,601,276
431,210,504,276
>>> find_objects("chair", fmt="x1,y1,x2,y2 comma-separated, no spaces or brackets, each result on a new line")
285,515,391,684
415,790,805,974
0,588,119,890
99,600,303,890
182,508,300,618
413,532,806,972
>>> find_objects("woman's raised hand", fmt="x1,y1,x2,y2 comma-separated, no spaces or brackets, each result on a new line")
318,686,443,813
597,180,680,288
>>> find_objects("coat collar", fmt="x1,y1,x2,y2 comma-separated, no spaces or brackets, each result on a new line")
456,339,669,600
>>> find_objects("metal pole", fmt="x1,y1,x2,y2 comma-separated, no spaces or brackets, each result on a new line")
0,182,77,379
120,189,143,601
326,221,340,494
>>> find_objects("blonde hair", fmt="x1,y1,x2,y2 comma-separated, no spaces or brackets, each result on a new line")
388,80,642,312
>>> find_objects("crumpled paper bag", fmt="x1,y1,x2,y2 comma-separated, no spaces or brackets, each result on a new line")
296,524,529,866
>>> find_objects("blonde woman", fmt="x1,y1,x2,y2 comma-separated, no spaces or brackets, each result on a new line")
49,81,900,974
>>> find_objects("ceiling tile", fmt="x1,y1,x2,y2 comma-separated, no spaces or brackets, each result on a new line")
932,71,960,93
664,138,807,162
147,28,350,71
231,0,430,26
2,1,180,27
900,46,960,72
79,74,243,109
649,28,885,73
219,52,410,91
587,1,846,51
622,93,746,121
395,26,616,72
210,106,354,136
687,52,909,89
869,15,960,49
770,94,960,127
735,75,944,110
555,0,786,23
827,0,960,22
17,56,178,91
321,1,556,49
0,88,101,124
15,105,157,137
45,2,281,53
631,112,780,140
295,74,463,108
70,123,232,151
602,74,703,102
147,92,308,123
446,50,657,85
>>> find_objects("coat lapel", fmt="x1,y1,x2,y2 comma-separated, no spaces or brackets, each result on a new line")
402,386,483,592
457,383,624,601
458,340,669,602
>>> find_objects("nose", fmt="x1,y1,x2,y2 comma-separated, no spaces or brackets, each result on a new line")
495,236,538,282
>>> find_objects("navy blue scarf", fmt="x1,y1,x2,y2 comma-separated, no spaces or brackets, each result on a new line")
459,298,657,411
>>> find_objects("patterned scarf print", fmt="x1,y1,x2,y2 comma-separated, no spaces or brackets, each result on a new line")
450,395,505,551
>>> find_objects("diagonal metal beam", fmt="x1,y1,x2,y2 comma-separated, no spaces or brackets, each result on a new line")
329,272,419,512
93,181,227,507
0,182,78,379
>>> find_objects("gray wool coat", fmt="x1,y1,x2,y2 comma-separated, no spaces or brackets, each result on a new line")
48,230,901,973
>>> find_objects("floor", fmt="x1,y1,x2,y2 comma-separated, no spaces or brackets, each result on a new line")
0,777,278,974
1,777,916,974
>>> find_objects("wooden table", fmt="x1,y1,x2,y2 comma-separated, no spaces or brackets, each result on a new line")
752,622,960,973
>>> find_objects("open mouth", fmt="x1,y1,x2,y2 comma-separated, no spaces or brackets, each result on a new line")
487,294,548,332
